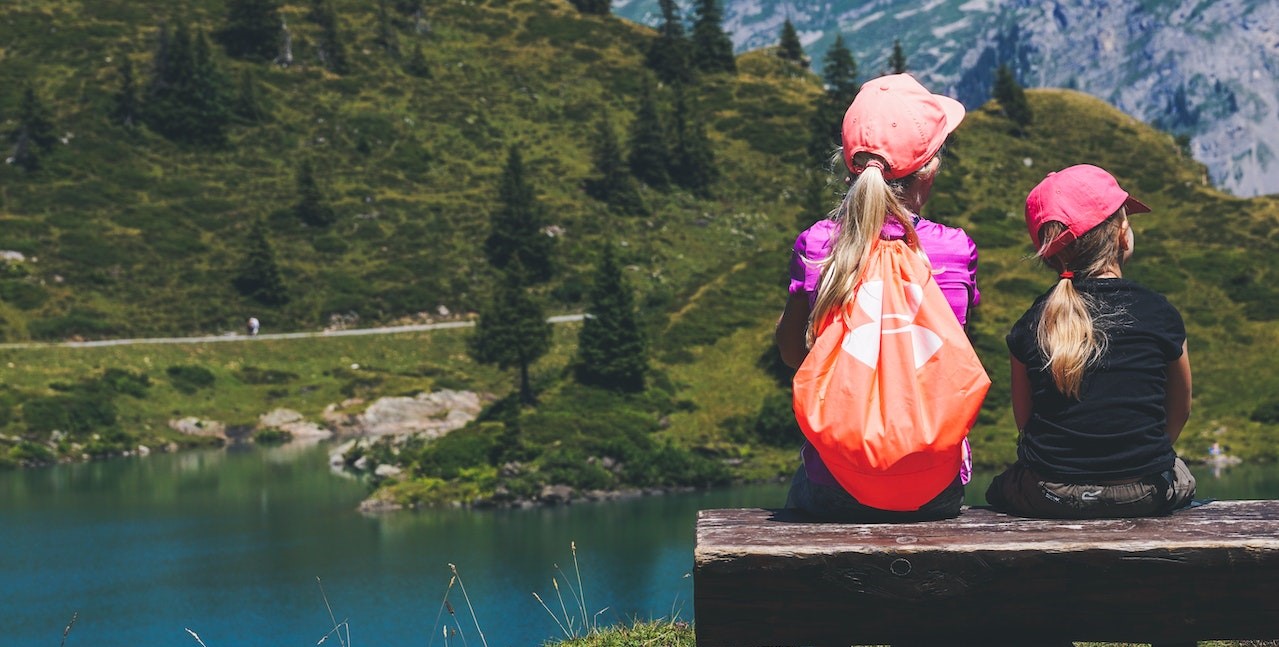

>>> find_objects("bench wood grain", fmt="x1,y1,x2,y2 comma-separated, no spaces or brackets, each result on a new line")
694,501,1279,646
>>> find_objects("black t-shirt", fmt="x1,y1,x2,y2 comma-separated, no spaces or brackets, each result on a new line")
1006,278,1186,482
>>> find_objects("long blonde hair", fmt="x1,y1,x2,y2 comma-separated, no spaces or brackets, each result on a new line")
807,151,936,346
1034,210,1127,398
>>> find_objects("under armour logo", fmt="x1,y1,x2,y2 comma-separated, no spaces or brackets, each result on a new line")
841,280,943,369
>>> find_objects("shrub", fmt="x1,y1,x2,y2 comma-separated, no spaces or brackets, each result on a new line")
254,428,293,445
235,366,298,384
23,393,117,435
1251,401,1279,424
166,365,216,394
9,440,55,465
99,368,150,398
752,391,803,447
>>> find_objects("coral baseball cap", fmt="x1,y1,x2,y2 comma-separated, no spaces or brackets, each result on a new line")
1025,164,1151,258
841,73,966,181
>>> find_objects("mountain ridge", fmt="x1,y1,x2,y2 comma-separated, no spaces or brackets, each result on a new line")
616,0,1279,197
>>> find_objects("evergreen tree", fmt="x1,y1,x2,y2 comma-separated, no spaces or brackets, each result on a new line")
993,64,1033,130
9,85,57,172
405,42,430,78
310,0,349,74
568,0,610,15
646,0,691,85
217,0,282,62
670,86,716,196
144,23,232,145
485,147,555,284
576,243,647,392
690,0,735,75
376,0,400,58
113,56,139,127
295,161,337,226
889,39,907,74
233,219,288,305
469,264,551,405
233,68,267,122
776,19,806,67
585,111,646,215
807,34,858,160
627,80,669,188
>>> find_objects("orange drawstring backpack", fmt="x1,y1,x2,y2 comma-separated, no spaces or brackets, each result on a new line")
792,239,990,511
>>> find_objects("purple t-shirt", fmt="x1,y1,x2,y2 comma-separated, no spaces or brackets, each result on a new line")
789,217,980,325
789,215,981,487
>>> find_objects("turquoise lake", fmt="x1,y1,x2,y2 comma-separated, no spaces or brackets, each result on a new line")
3,444,1276,646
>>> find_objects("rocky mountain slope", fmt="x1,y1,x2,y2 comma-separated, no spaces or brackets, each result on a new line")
616,0,1279,197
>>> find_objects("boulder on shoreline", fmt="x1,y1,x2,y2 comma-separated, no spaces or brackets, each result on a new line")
324,389,483,439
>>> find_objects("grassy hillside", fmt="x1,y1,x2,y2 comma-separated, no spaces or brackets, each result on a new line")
0,0,817,339
3,0,1279,494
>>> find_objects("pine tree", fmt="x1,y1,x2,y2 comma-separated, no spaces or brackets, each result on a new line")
217,0,282,62
993,64,1033,130
233,68,267,122
310,0,349,74
405,42,430,78
776,19,806,67
113,56,139,127
469,264,552,405
376,0,400,58
568,0,610,15
9,84,57,172
889,39,907,74
144,22,231,145
585,111,646,215
646,0,691,85
295,161,337,226
627,80,669,188
690,0,735,75
485,147,555,284
670,86,716,196
807,34,858,160
576,242,647,392
233,219,288,305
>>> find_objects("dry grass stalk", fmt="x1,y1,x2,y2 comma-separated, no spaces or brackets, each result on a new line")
448,563,488,647
60,611,77,647
184,627,209,647
315,576,351,647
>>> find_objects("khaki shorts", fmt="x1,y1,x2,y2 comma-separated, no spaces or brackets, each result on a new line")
985,457,1196,519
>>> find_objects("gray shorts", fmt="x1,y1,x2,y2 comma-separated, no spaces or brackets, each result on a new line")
985,457,1196,519
785,464,965,522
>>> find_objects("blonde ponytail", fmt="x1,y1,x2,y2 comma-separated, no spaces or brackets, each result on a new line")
807,154,921,346
1034,214,1127,398
1036,277,1100,399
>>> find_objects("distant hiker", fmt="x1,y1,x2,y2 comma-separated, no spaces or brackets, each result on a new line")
986,164,1196,518
247,317,260,336
776,74,987,522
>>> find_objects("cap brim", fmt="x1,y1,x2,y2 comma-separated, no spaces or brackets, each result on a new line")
1123,195,1151,215
936,94,966,135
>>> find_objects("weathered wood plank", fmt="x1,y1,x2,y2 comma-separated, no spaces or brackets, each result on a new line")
694,502,1279,646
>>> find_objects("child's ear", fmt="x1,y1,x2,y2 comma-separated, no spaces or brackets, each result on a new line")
1118,219,1132,250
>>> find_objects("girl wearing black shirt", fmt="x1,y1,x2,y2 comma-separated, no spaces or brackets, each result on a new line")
986,165,1196,518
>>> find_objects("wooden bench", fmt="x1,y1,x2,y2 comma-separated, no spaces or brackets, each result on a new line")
694,501,1279,646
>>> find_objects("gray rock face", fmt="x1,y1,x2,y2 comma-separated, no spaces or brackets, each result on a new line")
326,389,482,439
615,0,1279,196
168,417,227,441
258,408,333,440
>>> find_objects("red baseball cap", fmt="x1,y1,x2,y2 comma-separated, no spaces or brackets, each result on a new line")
1025,164,1151,258
841,73,966,180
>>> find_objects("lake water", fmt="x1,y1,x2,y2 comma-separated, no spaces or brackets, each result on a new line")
3,445,1276,646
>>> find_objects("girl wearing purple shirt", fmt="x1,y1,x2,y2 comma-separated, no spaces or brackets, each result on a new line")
775,74,981,521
